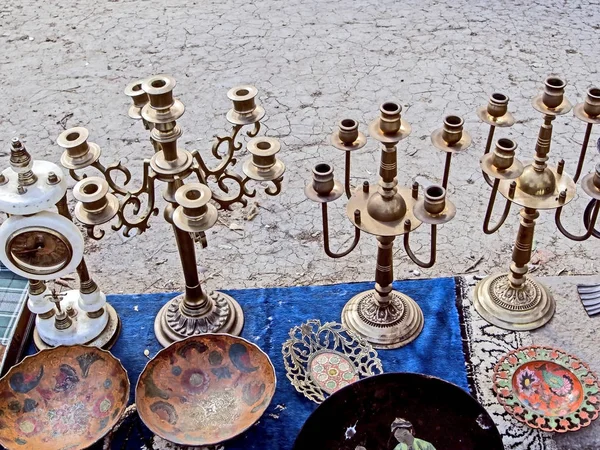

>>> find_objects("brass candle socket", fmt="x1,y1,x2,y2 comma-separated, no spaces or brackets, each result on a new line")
226,86,266,125
124,79,150,121
60,74,285,347
242,137,285,183
172,184,218,233
57,127,102,171
306,105,464,349
73,177,119,240
475,75,600,331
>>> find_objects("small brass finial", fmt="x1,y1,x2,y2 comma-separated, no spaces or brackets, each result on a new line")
10,137,37,186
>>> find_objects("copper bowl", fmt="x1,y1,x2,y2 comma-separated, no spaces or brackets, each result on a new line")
0,345,129,450
136,333,276,446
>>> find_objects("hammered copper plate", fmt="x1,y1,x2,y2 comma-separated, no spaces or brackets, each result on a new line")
136,333,276,446
493,345,600,432
0,345,130,450
294,373,503,450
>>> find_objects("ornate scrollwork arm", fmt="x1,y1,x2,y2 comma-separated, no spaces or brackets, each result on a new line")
555,199,600,241
111,171,159,237
483,178,512,234
403,221,437,268
264,176,284,196
321,203,360,258
208,171,255,211
68,160,133,196
92,161,132,195
246,121,261,138
84,224,105,241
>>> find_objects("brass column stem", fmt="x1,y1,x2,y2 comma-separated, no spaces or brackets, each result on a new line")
379,143,397,198
55,194,100,298
373,235,394,305
533,115,554,171
507,207,539,289
163,180,209,310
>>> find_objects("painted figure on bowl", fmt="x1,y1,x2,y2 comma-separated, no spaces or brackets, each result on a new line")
391,418,436,450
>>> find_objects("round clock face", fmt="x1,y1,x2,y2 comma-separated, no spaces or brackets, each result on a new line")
7,227,73,276
0,211,84,280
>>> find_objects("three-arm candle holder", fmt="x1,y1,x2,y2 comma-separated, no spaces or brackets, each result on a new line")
305,102,469,349
474,76,600,331
57,74,285,347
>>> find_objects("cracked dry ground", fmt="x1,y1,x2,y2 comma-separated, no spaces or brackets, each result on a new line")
0,0,598,296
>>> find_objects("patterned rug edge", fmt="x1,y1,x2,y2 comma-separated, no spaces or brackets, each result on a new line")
455,276,557,450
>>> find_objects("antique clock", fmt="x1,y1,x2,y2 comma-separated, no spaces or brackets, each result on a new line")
0,137,120,349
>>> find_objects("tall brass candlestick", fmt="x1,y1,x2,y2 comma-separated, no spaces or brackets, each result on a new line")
474,76,600,331
58,75,285,347
306,102,468,349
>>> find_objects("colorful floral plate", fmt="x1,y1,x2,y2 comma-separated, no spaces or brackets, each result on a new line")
0,345,130,450
493,345,600,432
136,334,276,446
282,320,383,403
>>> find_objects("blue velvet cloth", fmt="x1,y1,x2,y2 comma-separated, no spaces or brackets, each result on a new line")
30,277,469,449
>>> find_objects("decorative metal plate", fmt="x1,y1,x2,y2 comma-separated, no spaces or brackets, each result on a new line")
0,345,129,450
493,345,600,432
282,320,383,403
136,334,276,447
293,373,503,450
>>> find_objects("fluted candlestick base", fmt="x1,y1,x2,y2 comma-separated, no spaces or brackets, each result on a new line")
473,273,555,331
341,289,424,349
153,291,244,347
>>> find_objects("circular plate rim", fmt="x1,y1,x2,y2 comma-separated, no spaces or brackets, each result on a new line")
0,344,130,450
135,332,277,447
492,345,600,433
293,371,503,450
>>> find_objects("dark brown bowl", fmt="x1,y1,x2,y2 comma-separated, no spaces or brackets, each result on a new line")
294,372,504,450
0,345,129,450
135,333,276,446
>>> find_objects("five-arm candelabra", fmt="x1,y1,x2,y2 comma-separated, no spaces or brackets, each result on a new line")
475,76,600,331
57,74,285,347
305,102,469,349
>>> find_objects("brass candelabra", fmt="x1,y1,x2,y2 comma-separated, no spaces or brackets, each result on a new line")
57,74,285,347
475,76,600,331
305,102,468,349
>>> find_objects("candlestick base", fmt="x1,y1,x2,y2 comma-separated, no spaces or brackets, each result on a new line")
341,289,424,349
154,291,244,347
33,302,121,350
473,273,555,331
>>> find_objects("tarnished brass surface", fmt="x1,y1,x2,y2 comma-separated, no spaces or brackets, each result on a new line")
0,345,129,450
430,115,472,153
60,74,284,347
136,334,275,446
477,92,515,128
306,104,461,348
497,165,576,210
475,75,600,330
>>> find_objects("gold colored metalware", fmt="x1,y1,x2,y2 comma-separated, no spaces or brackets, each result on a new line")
306,105,467,349
58,75,285,347
475,76,600,331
